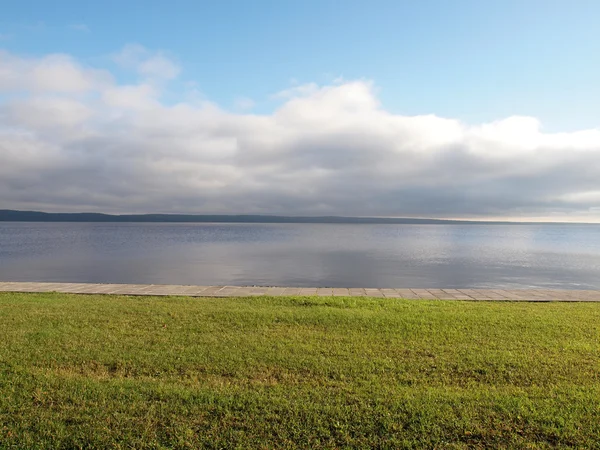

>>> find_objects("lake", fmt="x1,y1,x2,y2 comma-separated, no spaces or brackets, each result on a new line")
1,222,600,289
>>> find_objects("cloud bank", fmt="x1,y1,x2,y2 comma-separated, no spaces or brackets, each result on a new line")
1,46,600,221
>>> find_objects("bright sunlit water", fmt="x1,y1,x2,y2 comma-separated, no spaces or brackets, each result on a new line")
2,222,600,289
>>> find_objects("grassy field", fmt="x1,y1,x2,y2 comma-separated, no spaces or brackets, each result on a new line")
1,292,599,449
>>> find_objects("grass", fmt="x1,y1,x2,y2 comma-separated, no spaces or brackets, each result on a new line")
0,292,599,449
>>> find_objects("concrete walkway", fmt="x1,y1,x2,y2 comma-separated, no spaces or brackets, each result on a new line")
1,281,600,301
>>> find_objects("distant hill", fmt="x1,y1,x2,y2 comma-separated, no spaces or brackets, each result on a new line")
0,209,489,224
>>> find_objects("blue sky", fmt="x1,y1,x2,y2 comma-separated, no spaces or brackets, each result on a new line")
2,0,599,131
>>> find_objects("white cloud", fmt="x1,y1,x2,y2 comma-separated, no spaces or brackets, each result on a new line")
1,48,600,221
102,84,158,110
4,96,93,129
272,82,320,99
113,44,180,80
0,51,112,93
234,97,255,111
138,54,180,80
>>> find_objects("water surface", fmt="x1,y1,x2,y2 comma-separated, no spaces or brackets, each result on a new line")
1,222,600,289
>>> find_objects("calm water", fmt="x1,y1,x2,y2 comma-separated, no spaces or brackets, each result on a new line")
1,222,600,289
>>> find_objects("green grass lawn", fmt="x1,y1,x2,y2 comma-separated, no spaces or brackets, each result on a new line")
1,292,599,449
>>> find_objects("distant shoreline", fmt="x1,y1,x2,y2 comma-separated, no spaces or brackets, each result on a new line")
0,209,594,225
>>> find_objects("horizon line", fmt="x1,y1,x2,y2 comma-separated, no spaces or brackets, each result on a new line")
1,209,599,225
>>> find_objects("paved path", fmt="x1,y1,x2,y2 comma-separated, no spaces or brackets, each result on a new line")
1,281,600,301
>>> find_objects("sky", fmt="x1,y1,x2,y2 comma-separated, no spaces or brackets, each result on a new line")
1,0,600,221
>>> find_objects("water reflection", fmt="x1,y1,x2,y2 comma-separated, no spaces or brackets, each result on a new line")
1,222,600,289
